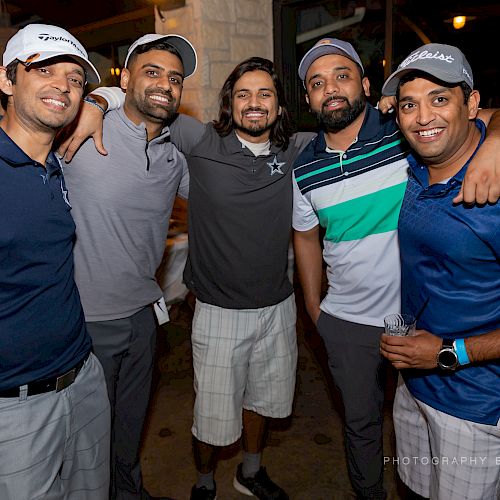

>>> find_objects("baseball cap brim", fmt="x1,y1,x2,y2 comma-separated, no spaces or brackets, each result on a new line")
124,34,197,79
382,67,467,96
13,50,101,84
298,42,364,82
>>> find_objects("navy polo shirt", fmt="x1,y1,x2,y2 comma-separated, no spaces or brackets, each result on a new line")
0,129,90,391
399,120,500,425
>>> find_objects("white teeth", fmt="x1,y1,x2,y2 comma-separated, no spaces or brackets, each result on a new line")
43,98,66,108
418,128,442,137
150,95,169,102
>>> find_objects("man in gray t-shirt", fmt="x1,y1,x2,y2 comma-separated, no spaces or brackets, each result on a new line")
63,34,196,500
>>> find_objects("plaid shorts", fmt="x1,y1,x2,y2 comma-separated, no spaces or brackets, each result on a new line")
393,377,500,500
191,294,298,446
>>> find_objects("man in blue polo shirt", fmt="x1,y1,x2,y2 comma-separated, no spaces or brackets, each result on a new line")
380,44,499,500
0,24,110,499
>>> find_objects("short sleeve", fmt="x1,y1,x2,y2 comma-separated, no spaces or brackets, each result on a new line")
292,174,319,231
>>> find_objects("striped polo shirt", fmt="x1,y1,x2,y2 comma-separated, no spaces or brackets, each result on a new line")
292,104,411,327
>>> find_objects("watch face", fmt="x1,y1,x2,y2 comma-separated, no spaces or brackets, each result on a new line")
439,349,457,369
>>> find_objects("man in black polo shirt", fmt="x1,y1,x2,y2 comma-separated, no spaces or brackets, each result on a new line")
171,57,313,500
0,24,110,499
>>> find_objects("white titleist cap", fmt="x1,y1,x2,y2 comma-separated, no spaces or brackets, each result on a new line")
3,23,100,84
124,33,197,78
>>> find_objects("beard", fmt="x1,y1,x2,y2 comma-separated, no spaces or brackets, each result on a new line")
132,87,178,123
316,93,366,132
234,107,278,138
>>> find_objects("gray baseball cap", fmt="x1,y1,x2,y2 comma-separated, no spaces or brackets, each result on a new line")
124,33,197,78
298,38,364,83
382,43,473,96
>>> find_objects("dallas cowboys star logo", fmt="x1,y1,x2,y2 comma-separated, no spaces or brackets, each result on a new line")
267,156,285,175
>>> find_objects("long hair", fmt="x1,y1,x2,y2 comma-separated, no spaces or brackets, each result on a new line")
213,57,294,149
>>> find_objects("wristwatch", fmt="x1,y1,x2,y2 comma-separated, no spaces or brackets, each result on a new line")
437,338,459,370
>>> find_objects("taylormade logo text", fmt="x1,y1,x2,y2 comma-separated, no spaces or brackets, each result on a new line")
37,34,84,56
400,50,454,68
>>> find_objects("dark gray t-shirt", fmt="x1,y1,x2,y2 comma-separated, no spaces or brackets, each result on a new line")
170,117,314,309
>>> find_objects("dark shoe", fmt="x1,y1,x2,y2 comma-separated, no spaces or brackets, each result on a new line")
190,484,217,500
233,463,289,499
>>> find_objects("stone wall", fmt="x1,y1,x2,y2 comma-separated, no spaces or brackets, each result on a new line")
156,0,273,122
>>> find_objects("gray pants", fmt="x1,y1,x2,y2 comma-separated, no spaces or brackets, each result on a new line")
316,312,386,500
87,306,157,500
0,353,110,500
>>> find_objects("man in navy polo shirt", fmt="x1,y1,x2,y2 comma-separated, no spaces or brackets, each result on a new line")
380,44,499,500
0,24,110,499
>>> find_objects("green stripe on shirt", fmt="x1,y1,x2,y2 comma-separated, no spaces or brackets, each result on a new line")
318,181,407,242
296,138,404,183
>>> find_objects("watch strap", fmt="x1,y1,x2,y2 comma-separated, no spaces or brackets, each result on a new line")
442,338,454,349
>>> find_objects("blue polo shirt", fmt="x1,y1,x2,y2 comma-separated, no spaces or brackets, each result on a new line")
0,128,90,391
399,120,500,425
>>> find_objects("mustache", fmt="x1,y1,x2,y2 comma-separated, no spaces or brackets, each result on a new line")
242,106,268,114
322,95,349,109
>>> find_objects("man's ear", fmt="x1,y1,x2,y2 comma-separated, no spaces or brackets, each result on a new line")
362,76,371,97
120,68,130,91
0,66,13,96
467,89,480,119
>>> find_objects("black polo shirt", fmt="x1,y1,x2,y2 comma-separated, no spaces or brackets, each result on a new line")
179,122,313,309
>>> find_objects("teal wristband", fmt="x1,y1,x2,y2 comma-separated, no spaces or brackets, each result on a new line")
454,338,470,366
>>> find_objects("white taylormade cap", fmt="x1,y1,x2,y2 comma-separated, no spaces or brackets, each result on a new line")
124,33,197,78
3,23,100,84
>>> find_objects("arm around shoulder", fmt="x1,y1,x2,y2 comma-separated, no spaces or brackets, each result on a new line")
169,113,205,155
456,109,500,204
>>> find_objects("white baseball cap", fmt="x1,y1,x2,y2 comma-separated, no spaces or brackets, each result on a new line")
3,23,100,84
124,33,197,78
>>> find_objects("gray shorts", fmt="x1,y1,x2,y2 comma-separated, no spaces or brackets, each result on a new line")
394,377,500,500
0,353,111,500
191,294,298,446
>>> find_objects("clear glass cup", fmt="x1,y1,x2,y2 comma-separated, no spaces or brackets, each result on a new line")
383,313,416,336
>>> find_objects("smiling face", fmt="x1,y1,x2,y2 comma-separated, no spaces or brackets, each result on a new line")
121,48,184,126
304,54,370,132
0,57,85,134
397,76,480,173
231,69,281,143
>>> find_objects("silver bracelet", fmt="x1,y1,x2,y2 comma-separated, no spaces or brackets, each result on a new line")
83,95,105,114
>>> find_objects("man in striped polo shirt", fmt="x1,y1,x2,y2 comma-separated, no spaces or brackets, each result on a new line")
291,38,499,500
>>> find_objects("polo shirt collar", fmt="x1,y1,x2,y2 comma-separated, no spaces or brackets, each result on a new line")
116,106,171,142
0,128,61,174
408,119,486,190
224,129,281,156
313,103,385,155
